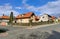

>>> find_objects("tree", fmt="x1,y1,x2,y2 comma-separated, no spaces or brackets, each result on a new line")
9,12,14,24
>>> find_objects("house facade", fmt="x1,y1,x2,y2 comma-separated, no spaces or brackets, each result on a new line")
0,12,39,25
39,14,56,22
14,12,39,23
0,14,9,26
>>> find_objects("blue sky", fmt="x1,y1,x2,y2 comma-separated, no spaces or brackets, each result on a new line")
0,0,59,16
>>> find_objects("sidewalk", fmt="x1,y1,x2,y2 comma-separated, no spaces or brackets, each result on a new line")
26,23,60,29
12,23,60,29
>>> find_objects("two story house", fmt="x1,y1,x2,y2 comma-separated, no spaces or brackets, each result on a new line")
14,12,39,23
39,13,56,22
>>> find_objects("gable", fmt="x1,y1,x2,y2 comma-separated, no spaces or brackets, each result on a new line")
16,12,35,19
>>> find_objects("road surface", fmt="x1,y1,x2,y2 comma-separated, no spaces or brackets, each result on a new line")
0,24,60,39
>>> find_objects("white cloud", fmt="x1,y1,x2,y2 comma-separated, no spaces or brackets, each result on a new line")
15,7,21,9
22,0,27,4
0,3,20,16
23,0,60,16
38,0,60,15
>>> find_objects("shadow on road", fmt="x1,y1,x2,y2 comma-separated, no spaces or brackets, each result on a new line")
17,30,60,39
0,28,9,33
47,30,60,39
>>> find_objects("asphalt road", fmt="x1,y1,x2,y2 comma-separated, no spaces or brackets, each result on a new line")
0,24,60,39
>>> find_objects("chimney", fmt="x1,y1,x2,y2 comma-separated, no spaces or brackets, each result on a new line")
3,14,4,16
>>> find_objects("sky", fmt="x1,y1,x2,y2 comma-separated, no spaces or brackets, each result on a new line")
0,0,60,16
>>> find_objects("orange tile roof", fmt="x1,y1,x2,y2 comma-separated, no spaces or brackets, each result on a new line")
2,15,9,19
16,12,34,19
35,16,40,21
16,14,22,19
23,12,33,17
0,15,9,19
51,16,56,19
51,16,56,20
35,16,39,19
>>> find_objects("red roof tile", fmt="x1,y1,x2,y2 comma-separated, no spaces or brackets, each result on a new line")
23,12,33,17
16,12,35,19
35,16,40,21
51,16,56,19
0,15,9,19
16,14,22,19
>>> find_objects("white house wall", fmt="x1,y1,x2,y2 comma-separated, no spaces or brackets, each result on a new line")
22,19,30,23
39,14,49,22
16,19,30,23
1,20,9,22
16,19,21,23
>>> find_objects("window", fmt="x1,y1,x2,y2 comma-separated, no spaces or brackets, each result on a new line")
43,16,44,18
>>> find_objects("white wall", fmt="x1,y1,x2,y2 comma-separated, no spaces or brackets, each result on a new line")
22,19,30,23
16,15,39,23
16,19,30,23
1,20,9,22
16,19,21,23
39,14,49,22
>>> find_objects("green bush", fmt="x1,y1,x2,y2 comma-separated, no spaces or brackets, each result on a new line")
58,20,60,22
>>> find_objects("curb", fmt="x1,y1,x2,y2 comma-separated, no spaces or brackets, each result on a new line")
26,23,60,29
12,23,60,29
